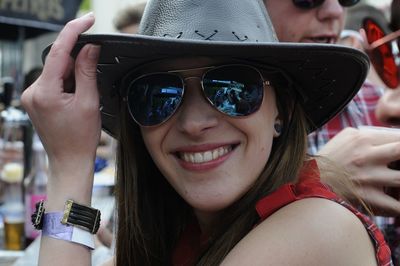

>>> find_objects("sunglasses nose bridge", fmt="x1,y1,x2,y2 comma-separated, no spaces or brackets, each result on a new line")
181,75,227,118
183,76,201,81
182,76,208,99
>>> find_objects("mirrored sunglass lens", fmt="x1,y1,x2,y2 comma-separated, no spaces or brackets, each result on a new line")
203,66,264,117
378,42,399,88
292,0,323,9
127,74,183,126
365,19,399,88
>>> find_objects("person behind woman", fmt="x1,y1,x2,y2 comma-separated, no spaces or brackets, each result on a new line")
113,1,146,34
21,0,391,265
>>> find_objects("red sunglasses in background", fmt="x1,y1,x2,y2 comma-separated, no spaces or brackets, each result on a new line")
363,18,400,89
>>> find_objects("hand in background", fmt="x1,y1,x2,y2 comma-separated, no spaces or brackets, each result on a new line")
318,127,400,216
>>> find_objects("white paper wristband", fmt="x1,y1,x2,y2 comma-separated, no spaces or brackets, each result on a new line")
42,212,95,249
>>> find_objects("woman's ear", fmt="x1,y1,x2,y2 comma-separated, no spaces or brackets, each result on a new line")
273,119,282,137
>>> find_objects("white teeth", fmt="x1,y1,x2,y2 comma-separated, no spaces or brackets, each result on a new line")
180,146,232,164
212,149,219,159
194,153,203,163
218,147,225,156
204,151,213,161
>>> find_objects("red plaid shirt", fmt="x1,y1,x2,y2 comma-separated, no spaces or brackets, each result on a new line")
307,80,384,154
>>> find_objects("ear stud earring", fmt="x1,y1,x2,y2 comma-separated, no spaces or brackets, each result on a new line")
274,122,282,136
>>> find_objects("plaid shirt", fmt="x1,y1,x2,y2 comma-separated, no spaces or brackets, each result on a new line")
307,80,384,154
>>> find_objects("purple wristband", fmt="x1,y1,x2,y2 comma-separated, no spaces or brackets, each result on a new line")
42,212,95,249
43,212,73,239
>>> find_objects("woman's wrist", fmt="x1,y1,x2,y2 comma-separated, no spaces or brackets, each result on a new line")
46,167,95,211
46,188,93,212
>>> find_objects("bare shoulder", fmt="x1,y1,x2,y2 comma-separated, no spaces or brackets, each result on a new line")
100,256,115,266
221,198,377,266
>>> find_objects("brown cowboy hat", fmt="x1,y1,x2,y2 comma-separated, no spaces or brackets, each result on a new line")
43,0,369,138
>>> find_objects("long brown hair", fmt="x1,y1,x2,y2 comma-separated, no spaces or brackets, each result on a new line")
114,69,354,265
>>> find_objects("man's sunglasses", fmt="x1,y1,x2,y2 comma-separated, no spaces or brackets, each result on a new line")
123,64,268,127
293,0,359,9
363,18,400,89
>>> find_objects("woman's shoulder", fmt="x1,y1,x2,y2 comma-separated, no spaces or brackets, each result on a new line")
221,197,377,266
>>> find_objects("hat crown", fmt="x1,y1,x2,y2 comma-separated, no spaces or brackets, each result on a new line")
139,0,279,43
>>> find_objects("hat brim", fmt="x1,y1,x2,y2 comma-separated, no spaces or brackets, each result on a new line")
43,34,369,137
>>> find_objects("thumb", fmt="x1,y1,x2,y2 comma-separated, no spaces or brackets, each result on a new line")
74,44,101,101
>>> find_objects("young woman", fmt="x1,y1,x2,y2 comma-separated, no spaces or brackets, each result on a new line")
21,0,391,265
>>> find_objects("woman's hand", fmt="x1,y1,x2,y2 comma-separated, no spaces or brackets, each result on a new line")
21,13,101,207
20,13,103,266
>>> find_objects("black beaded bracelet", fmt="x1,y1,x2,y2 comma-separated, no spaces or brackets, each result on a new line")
61,199,101,234
31,200,45,230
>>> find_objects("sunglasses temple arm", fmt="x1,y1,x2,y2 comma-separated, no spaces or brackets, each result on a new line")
367,29,400,51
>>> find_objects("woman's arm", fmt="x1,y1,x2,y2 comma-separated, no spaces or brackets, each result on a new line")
221,198,377,266
21,13,101,266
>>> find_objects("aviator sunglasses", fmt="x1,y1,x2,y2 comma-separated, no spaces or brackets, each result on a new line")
124,64,268,127
363,18,400,89
292,0,359,9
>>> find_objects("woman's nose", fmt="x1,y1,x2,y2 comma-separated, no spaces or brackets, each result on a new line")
175,78,219,137
376,88,400,125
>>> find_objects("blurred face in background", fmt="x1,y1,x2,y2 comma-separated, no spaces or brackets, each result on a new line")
120,23,140,34
264,0,346,43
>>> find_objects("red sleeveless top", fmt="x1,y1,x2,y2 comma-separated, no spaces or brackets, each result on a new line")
172,160,393,266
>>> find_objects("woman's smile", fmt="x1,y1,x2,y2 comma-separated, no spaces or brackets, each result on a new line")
174,143,239,171
179,144,233,163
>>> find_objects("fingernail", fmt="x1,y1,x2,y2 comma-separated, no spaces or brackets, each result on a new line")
81,11,94,19
88,45,101,60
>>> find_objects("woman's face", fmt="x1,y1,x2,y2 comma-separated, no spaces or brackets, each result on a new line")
140,58,279,215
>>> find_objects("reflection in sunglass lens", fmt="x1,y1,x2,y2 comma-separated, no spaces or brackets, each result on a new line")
203,66,264,117
127,73,183,126
293,0,359,9
364,18,399,88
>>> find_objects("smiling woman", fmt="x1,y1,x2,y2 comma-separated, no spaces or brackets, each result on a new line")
20,0,391,265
